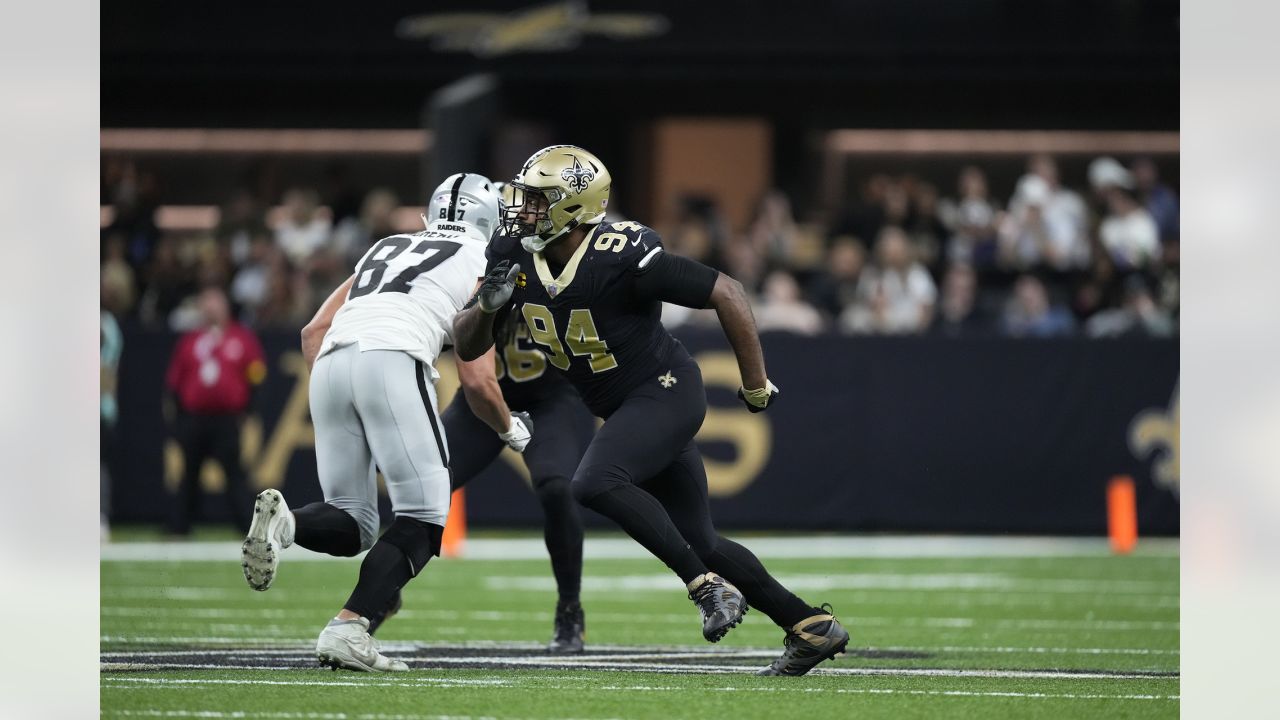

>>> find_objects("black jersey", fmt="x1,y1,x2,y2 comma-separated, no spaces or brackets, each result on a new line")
492,314,577,411
486,221,690,417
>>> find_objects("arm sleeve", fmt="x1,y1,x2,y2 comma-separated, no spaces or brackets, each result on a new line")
632,248,720,309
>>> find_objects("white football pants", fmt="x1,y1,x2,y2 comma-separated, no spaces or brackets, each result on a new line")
309,344,451,550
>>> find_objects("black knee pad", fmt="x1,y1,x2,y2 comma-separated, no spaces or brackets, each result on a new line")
379,516,443,576
571,464,630,505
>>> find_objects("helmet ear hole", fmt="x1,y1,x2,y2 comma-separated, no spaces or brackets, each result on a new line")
564,204,582,214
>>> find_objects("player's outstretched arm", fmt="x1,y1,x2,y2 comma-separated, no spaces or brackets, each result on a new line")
456,347,534,452
632,249,778,411
301,274,355,370
452,304,498,362
457,348,512,433
453,262,520,361
707,273,769,392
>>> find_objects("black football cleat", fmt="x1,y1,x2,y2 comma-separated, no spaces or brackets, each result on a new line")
758,604,850,676
688,573,747,642
547,600,586,654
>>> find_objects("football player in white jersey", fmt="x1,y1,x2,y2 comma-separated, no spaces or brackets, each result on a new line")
239,173,532,672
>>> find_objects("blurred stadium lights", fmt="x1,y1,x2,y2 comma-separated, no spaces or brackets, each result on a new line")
99,129,431,154
826,130,1179,155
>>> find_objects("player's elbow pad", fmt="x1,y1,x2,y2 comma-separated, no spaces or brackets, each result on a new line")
633,249,719,309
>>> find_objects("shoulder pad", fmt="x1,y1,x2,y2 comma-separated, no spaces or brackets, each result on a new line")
589,221,663,265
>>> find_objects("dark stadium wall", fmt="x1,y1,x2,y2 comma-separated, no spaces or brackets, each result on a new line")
101,1,1179,132
108,329,1179,535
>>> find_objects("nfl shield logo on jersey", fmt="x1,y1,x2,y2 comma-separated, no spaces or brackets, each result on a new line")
547,284,559,298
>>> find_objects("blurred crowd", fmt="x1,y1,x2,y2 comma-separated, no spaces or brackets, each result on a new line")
662,154,1178,339
102,158,404,332
101,153,1178,339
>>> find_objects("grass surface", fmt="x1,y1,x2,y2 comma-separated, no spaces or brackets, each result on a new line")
101,533,1179,719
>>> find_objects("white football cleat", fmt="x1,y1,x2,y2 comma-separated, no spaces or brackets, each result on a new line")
316,617,409,672
241,489,295,591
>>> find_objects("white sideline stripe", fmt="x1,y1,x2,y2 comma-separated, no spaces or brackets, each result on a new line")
97,635,1177,653
103,711,618,720
100,677,1179,698
100,535,1179,562
98,606,1179,631
99,587,1180,610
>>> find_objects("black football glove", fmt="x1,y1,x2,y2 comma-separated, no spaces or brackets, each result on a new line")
737,380,779,413
472,261,521,313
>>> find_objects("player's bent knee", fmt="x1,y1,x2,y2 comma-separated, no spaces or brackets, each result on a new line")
327,501,380,552
689,536,720,560
570,465,630,505
379,515,444,577
534,476,573,506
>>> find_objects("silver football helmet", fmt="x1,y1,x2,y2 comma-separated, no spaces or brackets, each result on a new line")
424,173,501,240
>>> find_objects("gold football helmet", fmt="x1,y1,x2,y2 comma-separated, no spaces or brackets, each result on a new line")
505,145,611,253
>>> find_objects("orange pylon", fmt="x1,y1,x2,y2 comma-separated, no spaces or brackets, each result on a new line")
1107,475,1138,554
441,488,467,558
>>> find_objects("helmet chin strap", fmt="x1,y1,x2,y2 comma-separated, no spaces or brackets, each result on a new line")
521,215,582,254
522,230,565,254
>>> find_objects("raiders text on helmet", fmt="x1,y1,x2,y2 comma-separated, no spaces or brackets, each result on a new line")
425,173,501,241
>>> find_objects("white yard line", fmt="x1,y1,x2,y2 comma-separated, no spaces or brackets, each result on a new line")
99,637,1178,657
101,652,1178,676
101,535,1179,562
100,677,1179,700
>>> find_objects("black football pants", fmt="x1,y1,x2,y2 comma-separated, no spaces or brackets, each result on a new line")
570,355,815,629
168,411,254,535
442,389,593,603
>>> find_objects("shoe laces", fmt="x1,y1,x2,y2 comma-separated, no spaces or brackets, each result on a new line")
690,579,723,613
783,604,838,651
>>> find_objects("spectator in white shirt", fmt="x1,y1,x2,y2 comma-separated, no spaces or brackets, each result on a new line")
1099,185,1160,270
1014,154,1090,269
998,176,1053,269
274,187,332,265
841,226,937,335
754,270,826,335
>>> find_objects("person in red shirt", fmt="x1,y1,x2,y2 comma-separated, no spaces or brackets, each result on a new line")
164,286,267,535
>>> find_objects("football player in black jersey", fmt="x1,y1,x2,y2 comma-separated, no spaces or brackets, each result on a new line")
453,145,849,676
369,324,594,652
443,311,594,653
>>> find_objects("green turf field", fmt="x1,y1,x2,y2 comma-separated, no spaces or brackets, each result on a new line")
101,533,1179,719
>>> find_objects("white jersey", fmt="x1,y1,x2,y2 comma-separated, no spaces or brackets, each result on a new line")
319,221,487,375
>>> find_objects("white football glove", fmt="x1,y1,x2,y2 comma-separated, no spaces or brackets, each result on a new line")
737,380,779,413
498,411,534,453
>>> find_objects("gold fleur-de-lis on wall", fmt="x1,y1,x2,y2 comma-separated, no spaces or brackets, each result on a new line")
1129,383,1179,496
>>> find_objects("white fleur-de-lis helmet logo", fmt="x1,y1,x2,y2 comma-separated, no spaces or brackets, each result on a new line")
561,156,595,194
